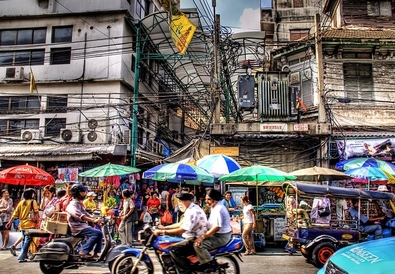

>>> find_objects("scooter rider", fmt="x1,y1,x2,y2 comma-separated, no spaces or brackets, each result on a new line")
66,184,103,259
194,188,232,272
153,188,207,274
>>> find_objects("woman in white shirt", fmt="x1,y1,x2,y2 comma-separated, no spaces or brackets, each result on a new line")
240,195,256,255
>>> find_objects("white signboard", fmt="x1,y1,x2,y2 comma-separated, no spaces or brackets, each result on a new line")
260,123,287,132
274,218,286,241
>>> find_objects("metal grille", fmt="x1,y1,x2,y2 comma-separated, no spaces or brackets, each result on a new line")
258,80,290,119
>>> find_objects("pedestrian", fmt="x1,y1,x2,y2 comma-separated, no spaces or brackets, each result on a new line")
146,192,161,225
239,195,256,255
40,185,57,219
0,189,13,249
5,188,39,262
83,192,97,214
194,188,232,272
58,182,75,212
119,189,138,245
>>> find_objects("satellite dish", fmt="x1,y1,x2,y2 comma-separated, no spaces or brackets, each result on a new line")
61,129,73,141
87,131,97,142
88,119,98,129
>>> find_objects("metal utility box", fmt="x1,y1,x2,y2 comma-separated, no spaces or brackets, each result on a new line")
238,75,255,111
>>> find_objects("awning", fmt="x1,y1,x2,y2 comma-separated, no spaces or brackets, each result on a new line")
0,144,127,162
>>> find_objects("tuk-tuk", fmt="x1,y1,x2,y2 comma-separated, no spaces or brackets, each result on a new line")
282,182,395,268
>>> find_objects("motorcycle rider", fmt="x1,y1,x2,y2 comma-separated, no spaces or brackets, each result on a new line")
66,184,103,259
194,188,232,272
153,188,207,274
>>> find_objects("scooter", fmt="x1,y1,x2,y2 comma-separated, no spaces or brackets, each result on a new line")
32,216,130,274
111,225,244,274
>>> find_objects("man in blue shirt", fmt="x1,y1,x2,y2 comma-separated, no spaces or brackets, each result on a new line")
348,199,385,239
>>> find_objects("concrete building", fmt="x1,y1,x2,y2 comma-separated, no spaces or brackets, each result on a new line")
0,0,210,176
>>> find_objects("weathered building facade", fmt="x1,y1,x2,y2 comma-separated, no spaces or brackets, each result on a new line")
271,0,395,167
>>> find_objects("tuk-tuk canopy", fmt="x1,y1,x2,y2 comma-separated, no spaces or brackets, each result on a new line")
283,182,394,200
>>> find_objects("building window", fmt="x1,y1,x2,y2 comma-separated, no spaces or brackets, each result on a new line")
136,0,150,18
45,118,66,136
293,0,303,8
47,96,67,113
367,1,392,16
50,47,71,64
290,30,309,41
343,63,373,102
0,50,45,66
0,119,40,136
52,26,72,43
0,96,41,113
261,0,272,9
0,28,46,45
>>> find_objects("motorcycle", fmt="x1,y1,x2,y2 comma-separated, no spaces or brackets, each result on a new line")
111,225,244,274
32,215,130,274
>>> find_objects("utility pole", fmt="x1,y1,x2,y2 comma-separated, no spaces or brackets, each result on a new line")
131,25,141,167
315,13,325,124
314,13,328,167
212,0,221,123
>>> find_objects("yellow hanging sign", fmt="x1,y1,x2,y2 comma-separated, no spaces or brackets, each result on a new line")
170,12,196,55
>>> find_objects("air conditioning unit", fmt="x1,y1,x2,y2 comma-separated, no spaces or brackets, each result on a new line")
21,129,42,143
60,128,82,143
85,131,107,144
123,129,130,145
5,67,24,81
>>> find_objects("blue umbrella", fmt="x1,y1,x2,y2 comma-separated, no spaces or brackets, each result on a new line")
196,154,241,180
344,166,389,190
142,163,214,186
336,158,395,176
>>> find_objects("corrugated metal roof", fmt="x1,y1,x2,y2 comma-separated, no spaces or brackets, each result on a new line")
332,132,395,138
322,28,395,39
0,144,127,157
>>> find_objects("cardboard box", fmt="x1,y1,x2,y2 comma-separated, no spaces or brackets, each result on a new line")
51,212,68,223
42,220,68,235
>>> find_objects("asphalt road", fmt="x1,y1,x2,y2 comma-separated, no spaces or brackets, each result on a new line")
0,247,318,274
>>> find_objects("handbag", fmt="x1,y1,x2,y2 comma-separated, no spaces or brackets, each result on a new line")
318,206,331,217
149,207,159,214
161,210,173,225
126,207,139,222
27,200,37,222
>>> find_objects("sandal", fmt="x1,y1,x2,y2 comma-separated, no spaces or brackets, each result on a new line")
10,246,16,256
79,252,93,259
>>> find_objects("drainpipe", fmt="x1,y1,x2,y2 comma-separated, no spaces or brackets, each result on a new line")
131,25,140,167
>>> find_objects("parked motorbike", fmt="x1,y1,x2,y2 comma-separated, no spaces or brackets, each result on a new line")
111,225,244,274
32,216,130,274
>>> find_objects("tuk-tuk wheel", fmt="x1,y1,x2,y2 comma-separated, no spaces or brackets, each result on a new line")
311,242,336,268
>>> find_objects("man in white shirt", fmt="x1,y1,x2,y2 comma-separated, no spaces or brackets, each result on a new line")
194,188,232,273
154,188,207,274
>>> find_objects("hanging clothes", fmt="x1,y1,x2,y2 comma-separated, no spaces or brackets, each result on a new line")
310,197,331,224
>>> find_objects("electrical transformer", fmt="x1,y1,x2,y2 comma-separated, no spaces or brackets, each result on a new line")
238,74,255,112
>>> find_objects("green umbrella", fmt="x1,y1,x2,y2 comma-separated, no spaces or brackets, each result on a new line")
219,165,296,211
79,163,141,177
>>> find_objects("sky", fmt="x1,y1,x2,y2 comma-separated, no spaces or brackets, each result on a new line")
180,0,261,33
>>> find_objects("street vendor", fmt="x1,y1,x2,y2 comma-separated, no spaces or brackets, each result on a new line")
221,191,238,213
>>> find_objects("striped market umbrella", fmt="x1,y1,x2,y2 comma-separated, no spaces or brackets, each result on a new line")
336,158,395,176
143,163,214,186
196,154,241,180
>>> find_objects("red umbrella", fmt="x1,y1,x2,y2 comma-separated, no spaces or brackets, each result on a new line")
0,164,55,186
